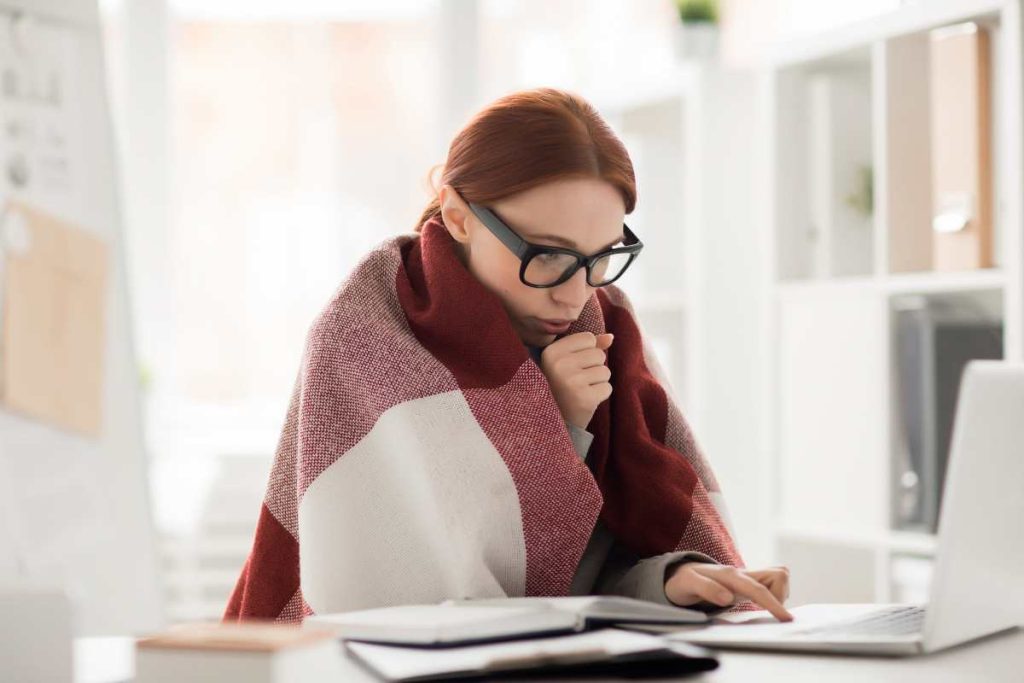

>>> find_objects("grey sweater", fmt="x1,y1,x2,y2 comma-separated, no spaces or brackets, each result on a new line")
525,343,722,608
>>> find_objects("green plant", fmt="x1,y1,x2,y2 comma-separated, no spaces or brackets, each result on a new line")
844,164,874,217
675,0,718,24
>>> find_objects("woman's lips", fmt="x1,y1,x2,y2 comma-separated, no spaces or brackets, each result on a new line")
537,318,572,334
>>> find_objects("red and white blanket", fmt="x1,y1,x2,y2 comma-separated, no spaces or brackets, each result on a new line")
223,214,744,624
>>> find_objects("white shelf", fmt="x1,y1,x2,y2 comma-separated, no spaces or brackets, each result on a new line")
777,274,879,295
886,530,939,556
776,269,1006,296
769,0,1004,67
765,0,1021,604
777,524,938,557
884,268,1006,294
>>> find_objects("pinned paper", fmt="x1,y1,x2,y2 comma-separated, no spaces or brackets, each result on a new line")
0,199,108,436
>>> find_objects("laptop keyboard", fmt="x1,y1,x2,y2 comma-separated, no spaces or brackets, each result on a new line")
796,606,926,638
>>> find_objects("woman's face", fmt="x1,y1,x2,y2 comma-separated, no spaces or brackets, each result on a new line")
438,176,627,347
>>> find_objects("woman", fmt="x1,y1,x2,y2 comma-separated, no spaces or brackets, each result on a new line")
224,87,792,625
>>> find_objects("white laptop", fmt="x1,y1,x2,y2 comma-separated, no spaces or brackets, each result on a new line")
666,360,1024,656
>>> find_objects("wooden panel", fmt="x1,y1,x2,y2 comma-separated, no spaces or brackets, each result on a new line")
930,23,994,271
885,33,935,273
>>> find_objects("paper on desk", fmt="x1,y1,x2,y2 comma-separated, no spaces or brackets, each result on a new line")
0,200,108,436
345,628,669,681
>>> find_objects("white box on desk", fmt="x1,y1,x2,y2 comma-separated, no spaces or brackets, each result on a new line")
134,621,343,683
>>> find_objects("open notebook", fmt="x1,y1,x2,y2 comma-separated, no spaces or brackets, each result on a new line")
305,596,707,646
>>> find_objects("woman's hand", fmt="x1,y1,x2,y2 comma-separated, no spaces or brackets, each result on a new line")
665,562,794,622
539,331,614,429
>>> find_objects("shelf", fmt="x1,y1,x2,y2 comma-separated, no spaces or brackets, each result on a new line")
884,268,1005,294
776,269,1005,296
777,524,938,557
766,0,1019,606
777,524,882,549
882,21,1001,275
887,530,939,556
773,48,874,281
769,0,1003,67
777,274,879,294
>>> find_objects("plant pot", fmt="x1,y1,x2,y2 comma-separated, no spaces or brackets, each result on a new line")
673,21,719,62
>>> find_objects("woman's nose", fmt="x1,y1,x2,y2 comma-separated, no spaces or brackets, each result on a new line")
552,267,592,308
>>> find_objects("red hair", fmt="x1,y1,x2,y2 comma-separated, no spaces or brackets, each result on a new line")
415,87,637,232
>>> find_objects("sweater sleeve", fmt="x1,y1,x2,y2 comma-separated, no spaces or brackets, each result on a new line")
567,423,594,460
565,422,728,612
591,523,725,609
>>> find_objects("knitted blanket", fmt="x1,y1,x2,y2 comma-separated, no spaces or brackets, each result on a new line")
223,214,744,624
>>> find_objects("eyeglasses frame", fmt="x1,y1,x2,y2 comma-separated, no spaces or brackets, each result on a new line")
467,201,643,289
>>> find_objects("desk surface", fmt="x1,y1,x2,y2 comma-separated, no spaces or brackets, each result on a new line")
76,627,1024,682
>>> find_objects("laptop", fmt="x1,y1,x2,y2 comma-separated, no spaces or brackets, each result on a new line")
665,360,1024,656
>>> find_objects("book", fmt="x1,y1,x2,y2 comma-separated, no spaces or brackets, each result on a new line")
929,21,993,271
305,595,707,646
134,622,342,683
342,627,719,682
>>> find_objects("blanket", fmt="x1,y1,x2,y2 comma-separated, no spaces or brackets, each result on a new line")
223,213,744,624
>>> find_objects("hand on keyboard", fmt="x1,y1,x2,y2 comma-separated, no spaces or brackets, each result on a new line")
664,563,794,622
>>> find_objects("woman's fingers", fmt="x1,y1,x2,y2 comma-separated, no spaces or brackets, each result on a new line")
747,567,789,603
766,566,790,601
595,333,614,350
731,573,793,622
571,347,607,369
580,364,612,386
665,564,735,607
685,571,736,607
759,574,786,604
694,565,794,621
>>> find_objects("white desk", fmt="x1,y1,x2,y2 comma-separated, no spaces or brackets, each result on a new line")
76,628,1024,682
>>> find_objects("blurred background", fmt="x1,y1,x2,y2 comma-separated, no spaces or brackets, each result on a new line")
87,0,1015,624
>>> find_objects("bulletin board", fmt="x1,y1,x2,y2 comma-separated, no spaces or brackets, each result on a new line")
0,0,163,636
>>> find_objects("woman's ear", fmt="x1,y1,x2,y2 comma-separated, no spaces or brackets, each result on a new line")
438,184,472,245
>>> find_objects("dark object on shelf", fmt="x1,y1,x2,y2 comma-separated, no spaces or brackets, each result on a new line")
892,298,1002,532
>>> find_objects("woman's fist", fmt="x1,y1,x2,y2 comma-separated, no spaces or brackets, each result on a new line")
538,331,614,430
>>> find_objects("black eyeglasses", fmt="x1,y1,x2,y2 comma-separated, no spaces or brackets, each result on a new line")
467,202,643,288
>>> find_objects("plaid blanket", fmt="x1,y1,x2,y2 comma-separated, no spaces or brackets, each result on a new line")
223,214,744,624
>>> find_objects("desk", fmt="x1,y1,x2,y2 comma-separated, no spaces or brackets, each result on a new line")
76,628,1024,682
